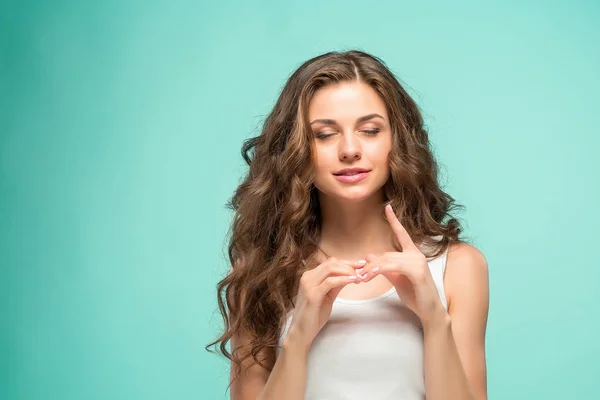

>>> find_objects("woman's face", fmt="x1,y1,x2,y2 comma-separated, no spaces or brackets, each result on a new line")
308,81,392,202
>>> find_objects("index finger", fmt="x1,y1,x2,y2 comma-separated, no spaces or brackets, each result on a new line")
384,204,418,252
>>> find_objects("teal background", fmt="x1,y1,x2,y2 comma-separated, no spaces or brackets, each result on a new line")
2,0,599,399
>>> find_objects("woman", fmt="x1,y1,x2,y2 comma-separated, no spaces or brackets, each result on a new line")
207,50,489,400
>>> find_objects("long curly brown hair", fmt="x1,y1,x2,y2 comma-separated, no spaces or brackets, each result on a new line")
206,49,465,384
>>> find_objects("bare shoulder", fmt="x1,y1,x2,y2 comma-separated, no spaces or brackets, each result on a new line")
443,242,490,400
444,241,489,311
447,241,487,267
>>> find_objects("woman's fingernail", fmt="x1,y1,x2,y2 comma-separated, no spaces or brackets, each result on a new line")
372,267,380,273
357,268,364,274
357,260,367,265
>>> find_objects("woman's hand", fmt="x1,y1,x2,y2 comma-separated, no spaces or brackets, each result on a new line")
358,204,447,330
287,257,366,349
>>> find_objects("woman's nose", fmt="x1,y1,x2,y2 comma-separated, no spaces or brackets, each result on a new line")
339,133,362,161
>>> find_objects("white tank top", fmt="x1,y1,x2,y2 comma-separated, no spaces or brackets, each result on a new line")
276,242,449,400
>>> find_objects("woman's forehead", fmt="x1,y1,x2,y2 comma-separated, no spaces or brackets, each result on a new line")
308,82,388,123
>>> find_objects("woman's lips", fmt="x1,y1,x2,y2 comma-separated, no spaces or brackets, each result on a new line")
333,171,370,183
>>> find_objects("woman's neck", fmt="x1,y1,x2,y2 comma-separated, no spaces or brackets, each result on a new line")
317,193,396,260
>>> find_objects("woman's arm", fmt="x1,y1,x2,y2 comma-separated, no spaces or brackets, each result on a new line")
256,328,309,400
228,328,271,400
229,327,309,400
422,242,489,400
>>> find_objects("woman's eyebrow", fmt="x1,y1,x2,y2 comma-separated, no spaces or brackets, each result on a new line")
310,113,385,125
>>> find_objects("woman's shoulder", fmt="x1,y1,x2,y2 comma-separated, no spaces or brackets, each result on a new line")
444,241,489,309
447,241,487,267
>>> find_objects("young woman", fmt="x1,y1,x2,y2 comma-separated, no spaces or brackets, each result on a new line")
207,50,489,400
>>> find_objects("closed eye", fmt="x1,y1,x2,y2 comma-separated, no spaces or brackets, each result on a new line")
315,133,334,139
314,128,380,140
362,129,380,135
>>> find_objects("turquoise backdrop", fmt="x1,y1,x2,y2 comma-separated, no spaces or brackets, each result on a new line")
2,0,599,399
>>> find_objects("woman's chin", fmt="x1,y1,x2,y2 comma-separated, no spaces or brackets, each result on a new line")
332,189,380,203
316,182,385,203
